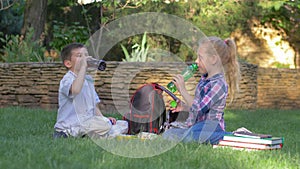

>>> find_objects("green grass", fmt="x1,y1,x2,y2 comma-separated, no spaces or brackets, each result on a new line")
0,107,299,169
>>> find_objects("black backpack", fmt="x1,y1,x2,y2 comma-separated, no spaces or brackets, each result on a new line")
123,83,180,135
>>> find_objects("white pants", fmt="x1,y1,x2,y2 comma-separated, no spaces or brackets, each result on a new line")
107,120,129,137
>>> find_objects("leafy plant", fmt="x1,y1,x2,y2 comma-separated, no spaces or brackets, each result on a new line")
121,32,154,62
50,20,89,52
0,27,46,62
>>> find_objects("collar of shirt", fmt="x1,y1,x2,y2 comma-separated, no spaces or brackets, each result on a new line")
68,70,77,77
201,73,224,82
68,70,94,82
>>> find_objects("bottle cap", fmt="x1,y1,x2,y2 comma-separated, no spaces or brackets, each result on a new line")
98,60,106,71
191,63,198,71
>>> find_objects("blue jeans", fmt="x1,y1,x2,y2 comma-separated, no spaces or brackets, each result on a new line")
162,120,232,145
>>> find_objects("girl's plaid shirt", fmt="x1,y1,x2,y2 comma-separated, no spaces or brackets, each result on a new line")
186,73,228,130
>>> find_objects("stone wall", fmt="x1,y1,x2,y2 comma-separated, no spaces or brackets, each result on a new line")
0,62,299,113
0,63,66,109
257,68,300,109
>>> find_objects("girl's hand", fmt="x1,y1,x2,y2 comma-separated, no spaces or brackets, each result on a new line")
169,100,188,113
173,74,186,94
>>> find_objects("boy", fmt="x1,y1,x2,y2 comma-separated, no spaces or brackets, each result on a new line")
53,43,127,138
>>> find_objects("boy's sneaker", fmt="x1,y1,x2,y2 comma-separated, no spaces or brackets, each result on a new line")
53,131,68,138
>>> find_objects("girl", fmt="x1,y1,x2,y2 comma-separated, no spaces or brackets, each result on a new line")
162,36,240,144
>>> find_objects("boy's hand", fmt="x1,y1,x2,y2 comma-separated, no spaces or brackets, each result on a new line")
71,55,89,95
108,117,116,125
74,55,89,73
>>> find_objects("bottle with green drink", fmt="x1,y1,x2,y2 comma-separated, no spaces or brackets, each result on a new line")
167,63,198,108
167,63,198,93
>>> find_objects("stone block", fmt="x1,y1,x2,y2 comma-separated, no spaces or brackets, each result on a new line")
16,95,38,103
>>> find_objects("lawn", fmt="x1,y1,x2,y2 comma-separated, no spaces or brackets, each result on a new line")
0,107,299,169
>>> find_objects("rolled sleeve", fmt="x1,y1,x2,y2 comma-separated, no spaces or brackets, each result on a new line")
95,91,101,103
59,76,75,98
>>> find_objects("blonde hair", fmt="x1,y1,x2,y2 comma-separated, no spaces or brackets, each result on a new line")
199,36,240,103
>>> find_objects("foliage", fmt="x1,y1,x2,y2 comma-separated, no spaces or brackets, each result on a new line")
258,0,300,41
187,1,255,38
1,0,300,65
50,20,89,52
0,107,299,169
121,32,154,62
111,0,256,61
0,0,24,35
272,61,290,69
256,0,300,67
260,0,300,34
0,27,47,62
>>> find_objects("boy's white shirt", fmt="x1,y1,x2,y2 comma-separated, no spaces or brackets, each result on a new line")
54,70,102,137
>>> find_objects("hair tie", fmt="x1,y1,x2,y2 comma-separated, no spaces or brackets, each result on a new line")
224,39,228,45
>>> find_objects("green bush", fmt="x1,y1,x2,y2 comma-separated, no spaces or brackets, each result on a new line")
0,27,46,62
50,20,89,52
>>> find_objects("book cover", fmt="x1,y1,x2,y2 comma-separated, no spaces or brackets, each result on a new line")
218,140,283,150
213,145,257,151
233,131,272,139
213,144,282,151
223,135,283,145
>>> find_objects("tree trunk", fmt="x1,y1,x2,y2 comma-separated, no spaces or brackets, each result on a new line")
21,0,48,41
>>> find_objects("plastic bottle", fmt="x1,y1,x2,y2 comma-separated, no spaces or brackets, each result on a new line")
86,58,106,71
167,63,198,93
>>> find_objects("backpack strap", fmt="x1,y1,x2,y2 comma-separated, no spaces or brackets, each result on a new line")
152,83,181,102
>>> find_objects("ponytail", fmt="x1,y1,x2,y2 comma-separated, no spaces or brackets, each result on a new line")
201,37,240,103
223,38,240,103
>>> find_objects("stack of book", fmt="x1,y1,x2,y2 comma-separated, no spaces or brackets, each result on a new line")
214,131,284,151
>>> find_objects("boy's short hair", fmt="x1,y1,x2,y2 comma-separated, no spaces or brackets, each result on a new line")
60,42,85,63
